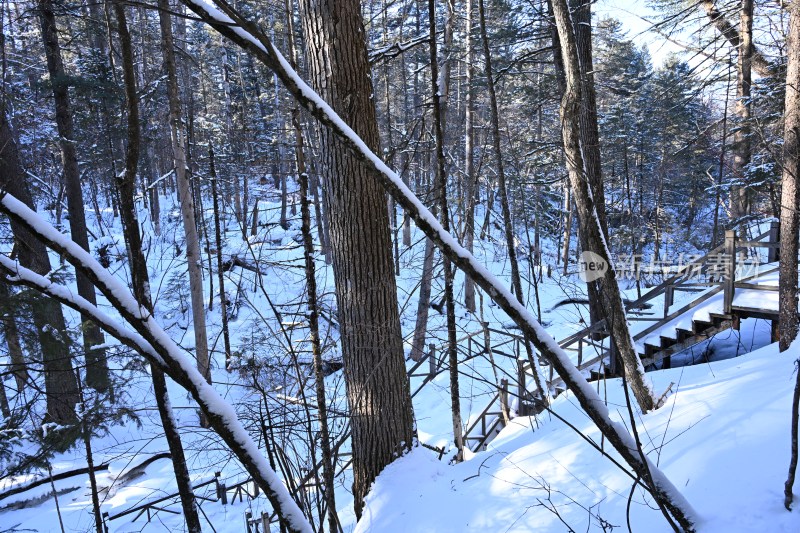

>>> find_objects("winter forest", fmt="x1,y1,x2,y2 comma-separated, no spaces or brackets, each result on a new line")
2,0,800,531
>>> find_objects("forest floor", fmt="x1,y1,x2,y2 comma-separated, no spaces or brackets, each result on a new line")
1,188,797,532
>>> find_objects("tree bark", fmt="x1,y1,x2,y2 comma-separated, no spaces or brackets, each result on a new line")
781,0,800,512
37,0,109,392
730,0,753,222
295,0,415,517
572,0,608,335
428,0,463,462
463,0,477,313
157,0,211,398
779,4,800,354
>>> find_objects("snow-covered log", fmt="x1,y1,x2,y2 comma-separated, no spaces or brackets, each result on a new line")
0,194,313,533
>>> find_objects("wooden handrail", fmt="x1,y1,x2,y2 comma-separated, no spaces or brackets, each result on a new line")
465,222,778,438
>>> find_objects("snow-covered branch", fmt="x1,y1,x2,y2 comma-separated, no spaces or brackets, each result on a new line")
0,192,312,533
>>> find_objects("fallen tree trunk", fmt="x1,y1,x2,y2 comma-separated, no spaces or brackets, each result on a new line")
0,462,111,502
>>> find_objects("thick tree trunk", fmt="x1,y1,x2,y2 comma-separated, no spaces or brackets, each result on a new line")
114,5,201,528
158,0,211,396
550,0,656,413
0,110,78,425
296,0,415,517
38,0,109,392
780,1,800,512
779,6,800,354
572,0,607,335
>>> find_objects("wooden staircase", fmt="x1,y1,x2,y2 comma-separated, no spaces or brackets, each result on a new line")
462,222,781,453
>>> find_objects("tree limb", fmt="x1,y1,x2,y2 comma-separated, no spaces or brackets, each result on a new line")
700,0,776,77
0,194,313,533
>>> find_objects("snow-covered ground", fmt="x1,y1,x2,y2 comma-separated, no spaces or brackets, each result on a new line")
1,186,796,532
358,341,800,532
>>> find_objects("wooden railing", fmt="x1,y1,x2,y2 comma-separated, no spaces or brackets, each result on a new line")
463,220,781,451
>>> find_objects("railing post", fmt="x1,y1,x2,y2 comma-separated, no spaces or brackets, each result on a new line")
768,220,780,263
517,358,526,416
261,511,270,532
483,321,490,354
428,343,436,379
665,285,674,317
724,229,736,314
215,471,227,505
609,339,618,377
577,338,583,367
500,378,510,421
245,510,253,533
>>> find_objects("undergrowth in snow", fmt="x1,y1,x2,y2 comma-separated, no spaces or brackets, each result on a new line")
1,181,797,532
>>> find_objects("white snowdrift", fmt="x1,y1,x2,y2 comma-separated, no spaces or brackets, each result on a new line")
356,342,800,532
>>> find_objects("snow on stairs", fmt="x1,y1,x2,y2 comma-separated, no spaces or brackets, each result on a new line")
640,312,734,369
462,222,782,454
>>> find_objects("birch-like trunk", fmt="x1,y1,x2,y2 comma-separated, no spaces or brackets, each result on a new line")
550,0,655,412
157,0,211,397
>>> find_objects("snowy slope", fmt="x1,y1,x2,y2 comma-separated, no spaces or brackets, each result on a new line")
356,341,800,532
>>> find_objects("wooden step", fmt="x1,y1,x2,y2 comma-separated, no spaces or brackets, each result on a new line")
709,312,733,325
692,319,713,335
675,328,693,343
659,335,677,349
645,342,661,358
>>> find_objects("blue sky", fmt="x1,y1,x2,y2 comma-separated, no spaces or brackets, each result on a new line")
594,0,685,66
